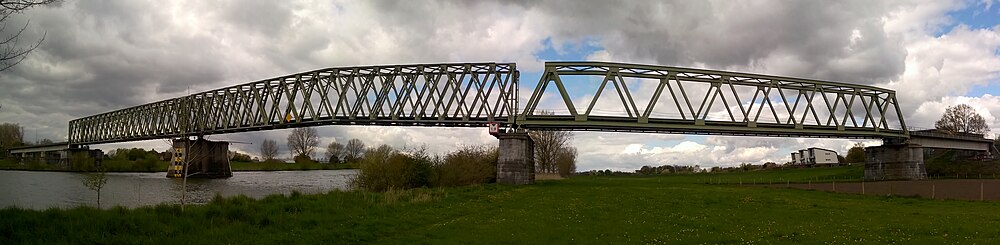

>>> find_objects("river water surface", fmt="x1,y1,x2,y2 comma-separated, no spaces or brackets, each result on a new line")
0,170,357,210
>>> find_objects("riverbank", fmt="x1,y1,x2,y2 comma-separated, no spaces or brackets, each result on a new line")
4,166,1000,243
0,159,356,172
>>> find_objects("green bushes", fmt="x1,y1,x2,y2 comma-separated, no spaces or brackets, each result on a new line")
353,145,497,191
433,146,497,187
293,154,315,164
352,145,434,191
70,152,96,171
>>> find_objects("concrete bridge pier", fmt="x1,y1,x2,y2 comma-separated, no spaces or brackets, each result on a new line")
166,138,232,178
495,132,535,185
864,144,926,180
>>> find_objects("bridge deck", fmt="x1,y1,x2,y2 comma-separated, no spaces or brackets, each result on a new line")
68,61,911,145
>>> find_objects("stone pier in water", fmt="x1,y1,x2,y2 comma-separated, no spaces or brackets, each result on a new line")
166,138,232,178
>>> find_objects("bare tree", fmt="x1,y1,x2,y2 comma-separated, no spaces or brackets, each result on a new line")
530,129,573,173
935,104,990,135
2,0,57,72
325,141,344,163
287,127,319,159
344,138,365,163
260,139,278,161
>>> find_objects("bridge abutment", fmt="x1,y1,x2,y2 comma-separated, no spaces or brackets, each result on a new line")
167,138,232,178
864,144,926,180
495,132,535,185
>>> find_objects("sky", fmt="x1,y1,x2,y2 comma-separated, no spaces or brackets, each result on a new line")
1,0,999,171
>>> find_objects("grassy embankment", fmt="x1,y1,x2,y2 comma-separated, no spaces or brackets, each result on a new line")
0,158,354,172
924,150,1000,178
4,165,1000,243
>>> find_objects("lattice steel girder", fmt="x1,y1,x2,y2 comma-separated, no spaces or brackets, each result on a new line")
69,63,519,145
518,61,908,139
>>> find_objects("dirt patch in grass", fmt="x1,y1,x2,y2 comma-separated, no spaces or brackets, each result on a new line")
534,173,563,180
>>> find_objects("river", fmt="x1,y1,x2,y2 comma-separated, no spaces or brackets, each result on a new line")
0,170,357,210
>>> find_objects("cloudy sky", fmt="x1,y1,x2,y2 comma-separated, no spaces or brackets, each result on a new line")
1,0,999,171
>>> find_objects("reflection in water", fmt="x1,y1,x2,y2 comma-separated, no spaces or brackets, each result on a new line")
0,170,357,210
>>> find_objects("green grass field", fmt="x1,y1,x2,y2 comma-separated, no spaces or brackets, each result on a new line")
3,166,1000,244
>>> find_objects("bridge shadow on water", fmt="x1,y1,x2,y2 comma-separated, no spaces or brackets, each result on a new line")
750,179,1000,201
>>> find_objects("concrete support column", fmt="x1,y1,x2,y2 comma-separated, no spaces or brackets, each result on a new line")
864,144,926,180
167,138,232,178
495,132,534,185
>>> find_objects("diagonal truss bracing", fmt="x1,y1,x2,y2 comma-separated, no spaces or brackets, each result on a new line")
69,63,518,145
519,62,908,139
69,61,910,145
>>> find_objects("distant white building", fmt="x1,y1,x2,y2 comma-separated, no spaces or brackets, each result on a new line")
790,147,839,165
798,149,809,164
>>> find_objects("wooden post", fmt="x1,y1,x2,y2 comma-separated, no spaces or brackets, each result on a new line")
932,184,935,199
861,179,865,195
981,182,985,201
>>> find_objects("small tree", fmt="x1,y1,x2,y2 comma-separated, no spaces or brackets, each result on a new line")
344,138,366,163
325,141,344,163
260,139,279,161
935,104,990,135
555,146,577,177
287,127,319,159
81,167,109,209
845,142,866,164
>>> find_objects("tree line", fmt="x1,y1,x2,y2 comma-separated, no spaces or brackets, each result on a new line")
258,127,579,177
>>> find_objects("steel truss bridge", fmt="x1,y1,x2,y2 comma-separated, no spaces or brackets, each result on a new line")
68,62,908,145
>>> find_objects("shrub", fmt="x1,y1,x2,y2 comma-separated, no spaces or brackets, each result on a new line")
135,155,159,172
433,145,497,187
70,152,96,171
262,159,283,171
293,154,315,164
353,145,433,191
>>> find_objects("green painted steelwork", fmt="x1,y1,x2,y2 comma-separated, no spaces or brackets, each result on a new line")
69,61,908,145
69,63,518,145
518,62,908,139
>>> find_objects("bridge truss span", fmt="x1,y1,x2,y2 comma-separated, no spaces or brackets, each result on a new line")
518,62,908,139
69,63,518,145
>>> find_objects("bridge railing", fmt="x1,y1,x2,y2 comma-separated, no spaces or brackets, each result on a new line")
518,62,908,139
69,63,518,145
907,126,993,142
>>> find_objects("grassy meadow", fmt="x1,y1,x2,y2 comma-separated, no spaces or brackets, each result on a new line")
4,165,1000,244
